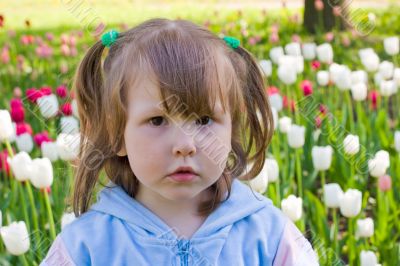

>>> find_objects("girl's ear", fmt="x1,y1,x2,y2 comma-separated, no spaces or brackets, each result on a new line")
117,141,127,156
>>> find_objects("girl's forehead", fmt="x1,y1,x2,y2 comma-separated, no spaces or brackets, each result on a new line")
127,77,229,117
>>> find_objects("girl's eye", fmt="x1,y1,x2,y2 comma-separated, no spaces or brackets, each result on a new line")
149,116,166,127
196,116,213,126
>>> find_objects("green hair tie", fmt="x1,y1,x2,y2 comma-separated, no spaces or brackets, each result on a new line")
101,30,119,48
223,36,240,49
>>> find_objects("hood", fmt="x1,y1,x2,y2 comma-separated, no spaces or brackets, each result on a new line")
90,178,270,241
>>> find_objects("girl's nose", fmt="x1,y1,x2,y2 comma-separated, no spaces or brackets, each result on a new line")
172,127,197,157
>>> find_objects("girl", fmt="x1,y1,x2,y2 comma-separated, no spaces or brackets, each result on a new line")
41,18,318,265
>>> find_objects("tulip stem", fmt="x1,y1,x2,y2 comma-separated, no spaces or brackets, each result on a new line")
26,181,40,236
295,149,303,198
332,208,339,257
20,254,29,266
18,181,31,232
4,140,14,157
347,218,355,265
321,171,326,213
43,190,57,240
345,91,355,133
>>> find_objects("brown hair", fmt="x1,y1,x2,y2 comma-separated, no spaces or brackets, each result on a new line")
72,18,274,217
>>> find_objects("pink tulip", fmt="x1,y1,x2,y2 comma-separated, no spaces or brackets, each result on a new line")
378,175,391,192
267,86,280,96
269,33,279,43
13,87,22,98
333,6,341,17
315,0,324,11
1,46,10,63
61,44,71,56
325,32,334,42
46,32,54,41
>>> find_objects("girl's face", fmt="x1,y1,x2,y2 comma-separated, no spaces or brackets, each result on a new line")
122,78,232,205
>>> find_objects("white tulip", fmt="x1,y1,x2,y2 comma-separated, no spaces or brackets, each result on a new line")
329,63,341,82
356,218,374,238
287,125,305,148
360,250,378,266
393,68,400,86
0,221,30,255
302,43,316,60
8,151,33,182
312,145,333,171
383,36,399,56
378,61,394,80
351,82,368,101
339,189,362,218
374,72,383,87
361,52,380,72
57,133,80,161
379,80,397,96
37,94,59,118
343,134,360,155
71,99,79,118
351,70,368,85
0,110,14,142
60,116,79,135
358,48,375,59
395,131,400,152
259,60,272,77
29,158,53,189
324,183,344,208
368,150,390,178
265,158,279,182
281,195,303,222
269,46,284,64
271,107,278,130
61,212,76,229
269,93,283,112
335,65,352,90
285,42,301,56
41,141,59,162
317,71,330,86
278,116,292,133
277,64,297,85
316,43,333,64
15,133,34,153
294,56,304,74
249,164,268,194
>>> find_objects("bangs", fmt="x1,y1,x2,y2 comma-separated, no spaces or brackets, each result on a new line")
122,25,243,118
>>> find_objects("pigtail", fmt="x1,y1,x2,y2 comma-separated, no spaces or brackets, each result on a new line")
72,41,110,216
233,46,274,180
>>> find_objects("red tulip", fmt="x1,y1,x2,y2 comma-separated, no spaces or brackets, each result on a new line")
10,98,23,108
26,88,43,103
10,106,25,123
267,86,280,95
56,85,68,98
40,86,52,96
61,103,73,116
301,80,313,96
311,60,321,70
0,150,10,174
369,90,379,110
315,0,324,11
33,131,51,147
16,122,33,136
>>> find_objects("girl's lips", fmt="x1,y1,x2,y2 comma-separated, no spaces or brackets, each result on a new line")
168,172,197,182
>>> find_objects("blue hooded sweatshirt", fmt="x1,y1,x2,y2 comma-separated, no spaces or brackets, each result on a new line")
41,179,319,265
